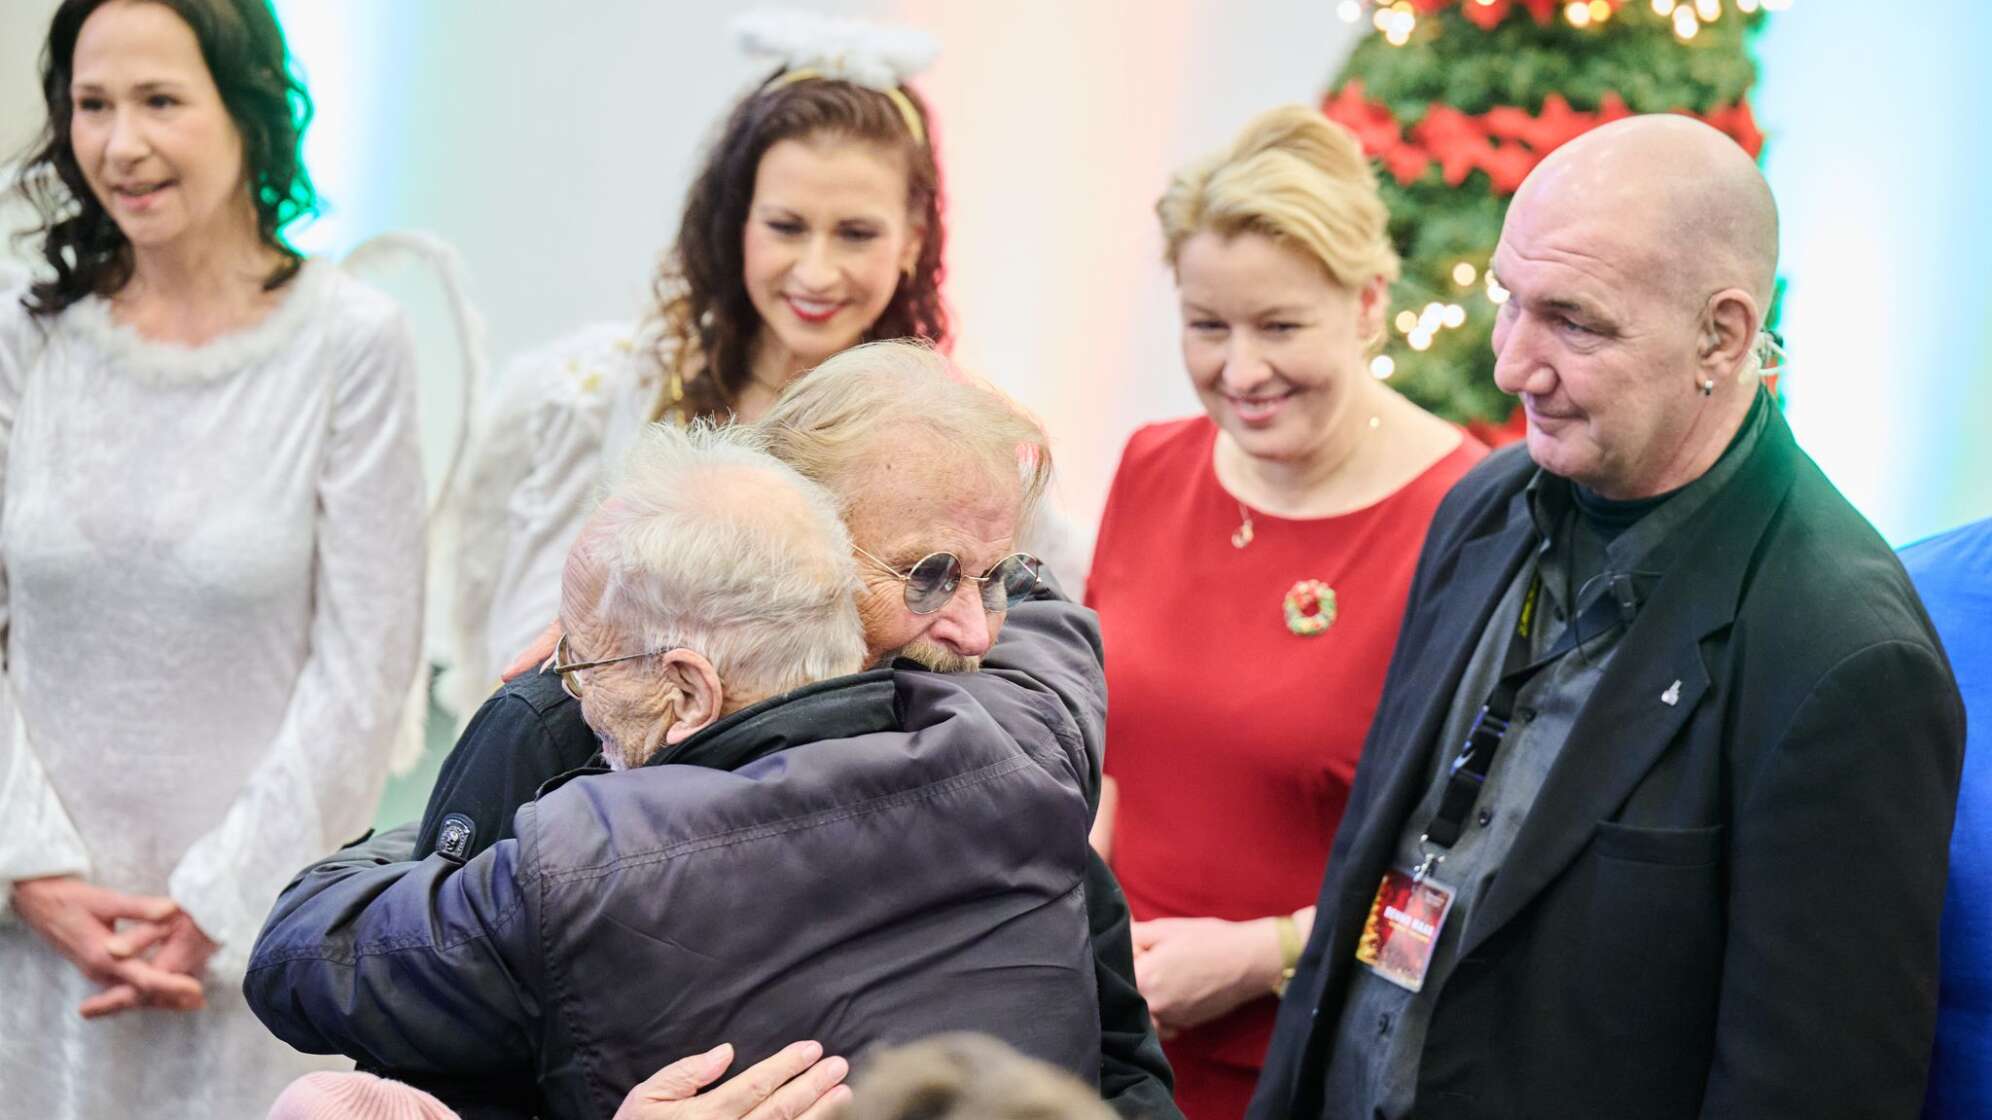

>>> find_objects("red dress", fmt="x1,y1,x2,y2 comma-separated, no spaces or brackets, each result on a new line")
1086,416,1485,1119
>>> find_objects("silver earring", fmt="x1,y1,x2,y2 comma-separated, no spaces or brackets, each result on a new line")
1699,378,1715,396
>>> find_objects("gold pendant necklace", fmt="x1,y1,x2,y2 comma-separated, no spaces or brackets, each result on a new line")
1231,503,1255,549
1226,413,1380,550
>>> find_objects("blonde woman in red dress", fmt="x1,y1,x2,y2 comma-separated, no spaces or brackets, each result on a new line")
1086,106,1487,1119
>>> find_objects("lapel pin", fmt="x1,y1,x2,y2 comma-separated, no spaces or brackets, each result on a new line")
1660,680,1682,707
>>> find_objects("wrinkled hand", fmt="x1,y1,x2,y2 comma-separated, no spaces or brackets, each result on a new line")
614,1041,851,1120
9,876,205,1017
84,909,220,1018
1131,916,1280,1036
501,619,564,682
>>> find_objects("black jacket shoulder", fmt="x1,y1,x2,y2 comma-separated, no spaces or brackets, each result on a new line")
414,670,600,861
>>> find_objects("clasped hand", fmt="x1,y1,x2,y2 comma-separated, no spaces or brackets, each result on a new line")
10,875,215,1019
1131,915,1282,1038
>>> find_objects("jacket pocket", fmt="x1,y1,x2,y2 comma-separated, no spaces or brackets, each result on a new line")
1591,820,1724,867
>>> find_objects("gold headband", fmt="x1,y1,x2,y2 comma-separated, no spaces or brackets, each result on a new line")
764,67,927,147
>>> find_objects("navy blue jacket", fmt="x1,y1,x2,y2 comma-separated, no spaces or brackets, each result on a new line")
246,664,1102,1119
397,589,1176,1120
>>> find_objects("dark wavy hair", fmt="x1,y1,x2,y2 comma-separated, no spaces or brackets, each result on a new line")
17,0,317,317
649,71,948,422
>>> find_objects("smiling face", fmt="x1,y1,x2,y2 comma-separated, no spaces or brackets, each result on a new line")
1489,190,1707,498
66,0,256,260
1175,230,1385,466
741,134,924,375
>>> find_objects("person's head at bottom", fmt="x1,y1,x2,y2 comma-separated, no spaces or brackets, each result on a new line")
755,339,1052,674
552,423,867,770
267,1071,458,1120
835,1033,1114,1120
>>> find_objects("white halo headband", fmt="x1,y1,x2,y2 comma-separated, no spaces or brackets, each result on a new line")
733,8,938,144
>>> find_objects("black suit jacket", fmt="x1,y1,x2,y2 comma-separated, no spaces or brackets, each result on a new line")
1251,407,1964,1120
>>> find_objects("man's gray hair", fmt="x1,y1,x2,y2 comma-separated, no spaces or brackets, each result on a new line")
565,423,866,701
753,340,1053,523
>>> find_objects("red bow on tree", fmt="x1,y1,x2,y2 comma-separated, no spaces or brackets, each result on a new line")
1461,0,1511,31
1322,80,1404,157
1457,0,1622,29
1411,105,1492,186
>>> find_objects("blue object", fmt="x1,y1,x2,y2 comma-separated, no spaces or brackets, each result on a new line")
1902,517,1992,1120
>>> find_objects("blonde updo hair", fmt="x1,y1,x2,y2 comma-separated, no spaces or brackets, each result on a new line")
1157,104,1399,291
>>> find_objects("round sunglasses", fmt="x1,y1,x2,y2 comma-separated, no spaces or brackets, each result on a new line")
854,546,1042,615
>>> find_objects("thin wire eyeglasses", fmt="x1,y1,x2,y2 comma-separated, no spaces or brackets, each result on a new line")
546,632,679,700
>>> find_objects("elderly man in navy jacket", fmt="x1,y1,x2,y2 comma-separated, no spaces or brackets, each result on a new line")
305,344,1172,1120
245,417,1102,1120
1250,116,1964,1120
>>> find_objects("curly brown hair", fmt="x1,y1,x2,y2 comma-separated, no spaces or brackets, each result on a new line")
648,71,947,423
17,0,317,317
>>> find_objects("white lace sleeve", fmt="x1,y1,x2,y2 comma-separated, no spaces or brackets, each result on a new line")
0,288,92,915
165,298,427,976
443,324,637,718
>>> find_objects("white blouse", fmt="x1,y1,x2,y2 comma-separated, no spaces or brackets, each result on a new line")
0,261,426,1118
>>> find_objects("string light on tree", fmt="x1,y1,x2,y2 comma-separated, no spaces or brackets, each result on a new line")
1341,0,1788,35
1452,261,1478,286
1372,1,1418,46
1370,355,1396,379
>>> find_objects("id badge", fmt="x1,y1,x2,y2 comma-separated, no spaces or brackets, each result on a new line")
1354,867,1456,992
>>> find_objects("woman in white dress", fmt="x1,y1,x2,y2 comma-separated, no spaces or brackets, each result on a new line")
450,14,1086,711
0,1,425,1114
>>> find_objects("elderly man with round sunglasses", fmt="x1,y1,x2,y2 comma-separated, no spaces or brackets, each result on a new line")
249,343,1179,1120
243,413,1109,1120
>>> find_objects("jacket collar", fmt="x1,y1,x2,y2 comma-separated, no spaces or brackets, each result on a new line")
534,669,901,800
639,668,901,774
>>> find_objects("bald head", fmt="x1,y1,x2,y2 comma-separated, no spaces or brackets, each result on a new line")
1518,114,1778,307
1489,114,1782,499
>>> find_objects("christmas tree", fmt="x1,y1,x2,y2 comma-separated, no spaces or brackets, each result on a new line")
1324,0,1783,438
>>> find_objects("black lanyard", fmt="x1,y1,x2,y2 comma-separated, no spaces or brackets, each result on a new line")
1417,568,1641,861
